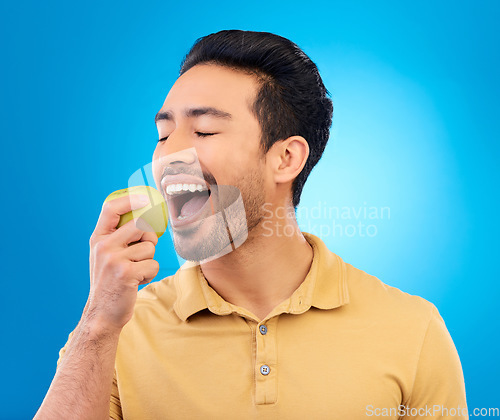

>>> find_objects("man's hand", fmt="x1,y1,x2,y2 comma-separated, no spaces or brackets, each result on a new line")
85,194,160,331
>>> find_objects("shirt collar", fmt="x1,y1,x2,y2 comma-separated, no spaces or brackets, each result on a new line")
173,232,350,322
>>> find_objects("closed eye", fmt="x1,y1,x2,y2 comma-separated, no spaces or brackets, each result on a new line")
158,132,216,142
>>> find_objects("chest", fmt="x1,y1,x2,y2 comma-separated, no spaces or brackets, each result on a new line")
115,311,410,419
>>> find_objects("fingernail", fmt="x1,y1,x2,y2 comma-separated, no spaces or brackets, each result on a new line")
137,195,150,204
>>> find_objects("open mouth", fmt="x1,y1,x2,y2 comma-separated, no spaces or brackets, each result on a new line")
164,182,212,227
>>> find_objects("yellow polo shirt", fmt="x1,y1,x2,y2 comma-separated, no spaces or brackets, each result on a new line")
56,233,468,419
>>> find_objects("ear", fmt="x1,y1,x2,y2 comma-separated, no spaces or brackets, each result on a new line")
271,136,309,184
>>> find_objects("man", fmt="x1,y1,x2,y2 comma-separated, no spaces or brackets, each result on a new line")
35,30,468,419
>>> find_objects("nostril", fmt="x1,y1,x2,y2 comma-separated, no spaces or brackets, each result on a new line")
162,147,198,166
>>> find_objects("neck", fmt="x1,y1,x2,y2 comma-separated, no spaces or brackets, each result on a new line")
200,205,313,321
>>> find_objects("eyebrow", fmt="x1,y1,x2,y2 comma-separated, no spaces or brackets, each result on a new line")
154,107,232,124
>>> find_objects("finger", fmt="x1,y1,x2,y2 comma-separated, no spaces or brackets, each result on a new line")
133,259,160,284
123,240,156,262
94,194,150,236
110,217,159,247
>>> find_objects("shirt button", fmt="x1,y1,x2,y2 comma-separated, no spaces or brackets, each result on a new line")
259,325,268,335
260,364,270,376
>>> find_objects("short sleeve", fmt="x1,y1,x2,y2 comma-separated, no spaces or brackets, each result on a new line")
403,307,468,419
55,328,77,371
109,370,123,420
56,327,123,420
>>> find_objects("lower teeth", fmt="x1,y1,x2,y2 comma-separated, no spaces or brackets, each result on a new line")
177,214,186,220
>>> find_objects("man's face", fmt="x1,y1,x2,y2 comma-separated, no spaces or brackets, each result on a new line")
152,64,268,261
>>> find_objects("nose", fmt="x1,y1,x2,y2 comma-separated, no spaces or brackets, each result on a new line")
157,124,199,165
153,146,200,191
162,147,197,166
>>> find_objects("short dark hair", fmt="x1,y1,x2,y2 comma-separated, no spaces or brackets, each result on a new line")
180,30,333,208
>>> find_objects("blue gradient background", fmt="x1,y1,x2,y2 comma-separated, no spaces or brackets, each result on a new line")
1,1,499,418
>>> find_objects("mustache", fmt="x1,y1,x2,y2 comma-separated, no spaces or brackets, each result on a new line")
162,165,217,186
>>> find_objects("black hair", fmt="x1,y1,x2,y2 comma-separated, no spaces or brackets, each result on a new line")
180,30,333,208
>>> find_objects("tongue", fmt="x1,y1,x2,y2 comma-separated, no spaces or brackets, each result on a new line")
180,194,208,219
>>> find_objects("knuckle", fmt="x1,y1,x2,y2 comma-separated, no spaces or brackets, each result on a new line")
101,201,111,215
101,201,118,219
145,241,156,255
94,239,109,254
102,251,116,266
126,220,141,236
116,261,132,278
145,232,158,246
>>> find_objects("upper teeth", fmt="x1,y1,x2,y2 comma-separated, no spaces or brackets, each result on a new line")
165,183,207,195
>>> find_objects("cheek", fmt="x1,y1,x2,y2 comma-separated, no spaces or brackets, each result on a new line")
192,143,231,180
204,148,249,183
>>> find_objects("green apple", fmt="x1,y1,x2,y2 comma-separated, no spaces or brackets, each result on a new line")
104,185,168,238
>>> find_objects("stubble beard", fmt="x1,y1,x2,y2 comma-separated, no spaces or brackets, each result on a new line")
172,167,266,262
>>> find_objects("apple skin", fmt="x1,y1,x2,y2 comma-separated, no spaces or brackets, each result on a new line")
104,185,168,238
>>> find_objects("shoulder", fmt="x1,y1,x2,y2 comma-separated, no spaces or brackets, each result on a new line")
306,232,439,331
336,257,456,374
340,258,440,332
